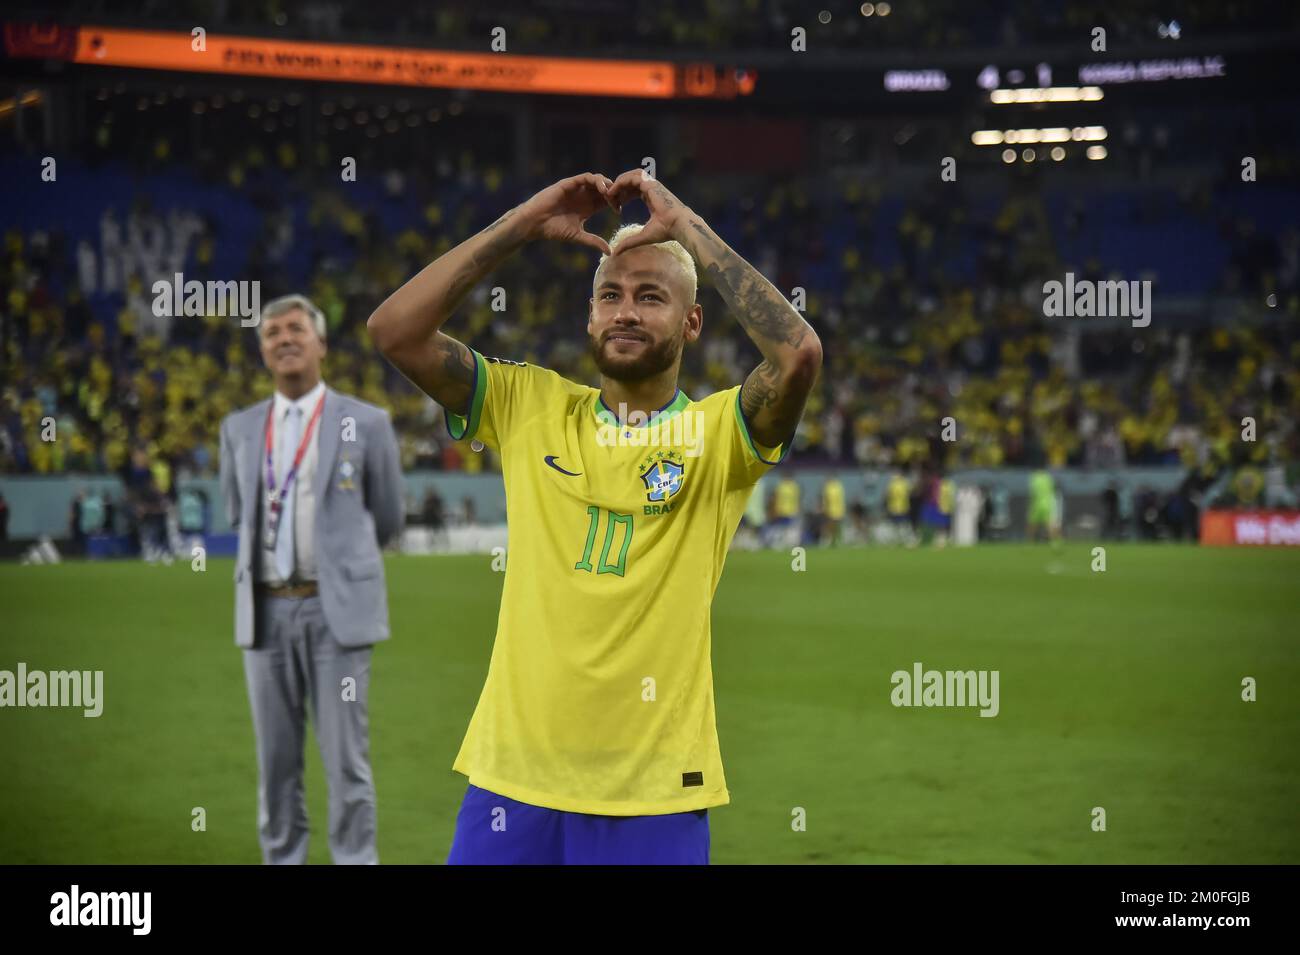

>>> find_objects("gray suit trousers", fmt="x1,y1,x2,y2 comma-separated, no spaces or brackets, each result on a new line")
243,594,378,864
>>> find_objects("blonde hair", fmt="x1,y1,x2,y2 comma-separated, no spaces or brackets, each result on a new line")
597,223,698,304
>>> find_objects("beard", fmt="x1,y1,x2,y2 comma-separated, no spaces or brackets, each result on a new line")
590,329,682,382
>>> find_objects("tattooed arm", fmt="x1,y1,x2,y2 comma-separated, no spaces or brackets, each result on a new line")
367,173,616,415
606,169,822,449
683,213,823,449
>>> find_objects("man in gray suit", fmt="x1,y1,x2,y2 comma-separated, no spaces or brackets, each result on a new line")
219,294,405,864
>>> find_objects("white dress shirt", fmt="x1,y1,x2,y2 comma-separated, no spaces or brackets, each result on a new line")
258,380,325,585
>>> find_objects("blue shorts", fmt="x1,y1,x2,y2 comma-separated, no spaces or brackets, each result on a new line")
446,784,710,865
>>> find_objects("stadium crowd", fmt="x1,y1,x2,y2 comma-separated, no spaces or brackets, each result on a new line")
4,172,1297,472
59,0,1299,54
3,91,1299,551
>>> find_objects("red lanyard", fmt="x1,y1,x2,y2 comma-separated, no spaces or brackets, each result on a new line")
263,392,326,544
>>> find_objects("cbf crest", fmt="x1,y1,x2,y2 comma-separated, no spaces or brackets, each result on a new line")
639,449,686,502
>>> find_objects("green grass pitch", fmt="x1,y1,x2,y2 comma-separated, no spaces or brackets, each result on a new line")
1,544,1296,864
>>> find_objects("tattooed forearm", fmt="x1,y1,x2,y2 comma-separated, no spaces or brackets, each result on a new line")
430,333,476,416
373,205,529,343
704,257,809,349
740,359,781,420
688,220,809,350
443,213,527,313
483,208,517,233
679,212,822,449
434,333,475,385
369,203,529,411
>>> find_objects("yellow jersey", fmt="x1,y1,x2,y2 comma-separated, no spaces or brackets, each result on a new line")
939,478,955,515
445,349,786,815
774,478,801,518
823,479,846,520
887,475,910,515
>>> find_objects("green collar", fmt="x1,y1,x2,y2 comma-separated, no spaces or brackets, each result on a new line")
594,388,691,428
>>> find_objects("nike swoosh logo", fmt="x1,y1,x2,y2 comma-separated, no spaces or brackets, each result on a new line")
544,455,582,477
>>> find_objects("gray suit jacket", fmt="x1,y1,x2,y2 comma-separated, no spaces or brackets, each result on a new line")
218,386,405,649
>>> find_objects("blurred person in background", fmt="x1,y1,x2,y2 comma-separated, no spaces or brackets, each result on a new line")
177,485,209,536
977,484,992,542
908,467,925,547
79,488,105,550
1230,464,1265,507
773,474,801,547
420,486,448,550
101,491,116,537
135,475,172,564
848,499,869,545
1101,482,1123,540
219,294,404,865
69,488,88,556
1163,483,1195,542
1027,469,1059,544
936,473,955,547
420,487,445,530
1135,486,1161,540
885,468,912,546
821,476,845,547
919,466,944,547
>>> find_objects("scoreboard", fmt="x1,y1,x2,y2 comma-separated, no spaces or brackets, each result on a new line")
883,55,1230,96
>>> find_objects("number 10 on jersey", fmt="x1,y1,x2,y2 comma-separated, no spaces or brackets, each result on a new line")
574,505,634,577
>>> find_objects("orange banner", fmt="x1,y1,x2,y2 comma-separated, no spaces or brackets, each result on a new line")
70,25,678,98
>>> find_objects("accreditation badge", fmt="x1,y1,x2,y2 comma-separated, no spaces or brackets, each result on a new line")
337,457,357,492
